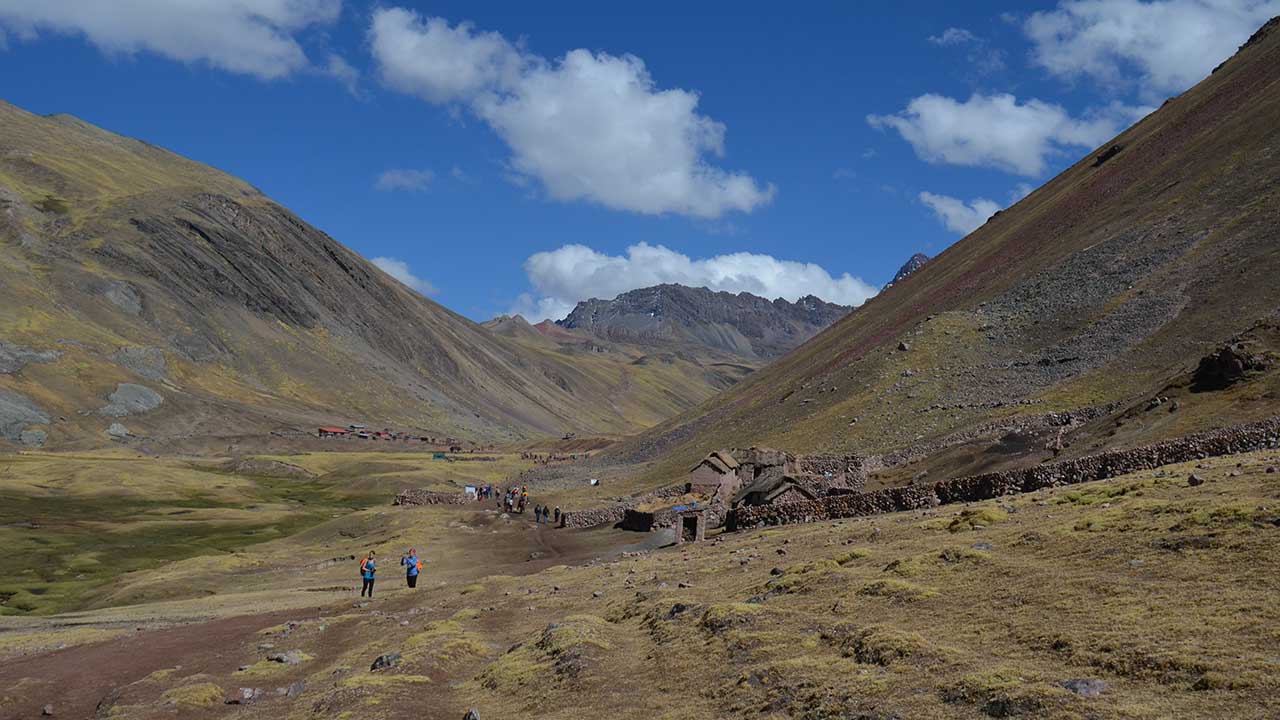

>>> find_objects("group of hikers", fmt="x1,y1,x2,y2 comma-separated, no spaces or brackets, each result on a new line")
531,503,560,524
358,477,566,598
357,547,422,598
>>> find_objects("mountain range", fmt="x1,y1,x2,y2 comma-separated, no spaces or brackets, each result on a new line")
553,283,851,360
0,102,802,448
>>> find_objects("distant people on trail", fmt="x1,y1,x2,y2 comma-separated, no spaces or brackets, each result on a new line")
534,504,543,522
401,548,422,588
554,506,561,525
359,551,377,597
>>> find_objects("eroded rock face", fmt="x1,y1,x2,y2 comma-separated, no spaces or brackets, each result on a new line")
110,346,166,380
103,281,142,316
98,383,163,417
0,389,49,442
1193,344,1271,391
558,284,852,359
0,339,61,374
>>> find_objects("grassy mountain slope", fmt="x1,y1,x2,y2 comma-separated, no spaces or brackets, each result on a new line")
0,102,743,448
604,18,1280,486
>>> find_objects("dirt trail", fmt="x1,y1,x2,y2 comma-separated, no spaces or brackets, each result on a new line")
0,609,304,720
0,514,651,720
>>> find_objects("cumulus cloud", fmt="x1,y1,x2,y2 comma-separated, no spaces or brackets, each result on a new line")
1025,0,1280,98
323,53,360,95
368,8,773,219
371,256,438,295
375,168,434,192
919,181,1040,235
919,192,1003,235
0,0,341,79
509,242,877,322
929,27,978,46
868,93,1147,176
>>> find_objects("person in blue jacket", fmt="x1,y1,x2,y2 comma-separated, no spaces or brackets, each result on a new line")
401,548,422,589
359,551,377,597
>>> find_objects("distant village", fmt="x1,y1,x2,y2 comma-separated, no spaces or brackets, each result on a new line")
316,424,473,452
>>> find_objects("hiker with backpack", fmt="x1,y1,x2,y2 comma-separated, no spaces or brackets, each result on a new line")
401,548,422,588
359,551,377,597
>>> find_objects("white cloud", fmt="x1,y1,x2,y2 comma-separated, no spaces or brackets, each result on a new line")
0,0,341,80
919,192,1003,235
510,242,878,322
369,8,523,104
869,93,1147,176
375,168,434,192
323,53,360,96
371,256,438,295
1009,182,1035,203
919,181,1040,234
1026,0,1280,98
930,27,978,46
368,8,774,219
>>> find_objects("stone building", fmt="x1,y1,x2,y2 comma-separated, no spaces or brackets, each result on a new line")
731,475,818,508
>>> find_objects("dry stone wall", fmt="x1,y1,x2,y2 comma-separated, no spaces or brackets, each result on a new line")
393,489,470,506
560,485,686,529
729,416,1280,529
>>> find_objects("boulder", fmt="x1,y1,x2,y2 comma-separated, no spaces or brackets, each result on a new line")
370,652,402,671
1192,344,1271,391
266,650,305,665
98,383,163,417
1060,678,1107,697
106,423,130,439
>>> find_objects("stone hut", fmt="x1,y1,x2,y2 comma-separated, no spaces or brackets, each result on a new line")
688,450,742,499
732,475,817,508
730,447,795,486
673,508,707,544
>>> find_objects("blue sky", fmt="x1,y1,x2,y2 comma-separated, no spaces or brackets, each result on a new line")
1,1,1274,320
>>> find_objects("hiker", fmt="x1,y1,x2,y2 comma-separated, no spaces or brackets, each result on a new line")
359,551,377,597
534,504,543,522
401,548,422,589
554,506,561,525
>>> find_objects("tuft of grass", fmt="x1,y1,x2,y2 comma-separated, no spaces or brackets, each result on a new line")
948,507,1008,532
941,670,1068,717
700,603,764,634
824,623,936,666
857,579,937,602
833,549,869,565
160,682,223,708
336,673,432,690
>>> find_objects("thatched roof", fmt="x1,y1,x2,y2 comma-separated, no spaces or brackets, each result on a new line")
731,474,816,506
690,450,739,474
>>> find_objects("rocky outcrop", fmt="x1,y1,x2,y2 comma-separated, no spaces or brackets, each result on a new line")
729,416,1280,529
0,340,60,373
882,253,929,290
110,346,167,380
98,383,163,417
558,284,851,360
1192,344,1271,391
0,389,49,444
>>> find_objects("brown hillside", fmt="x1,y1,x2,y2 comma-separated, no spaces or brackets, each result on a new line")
603,17,1280,488
0,103,744,449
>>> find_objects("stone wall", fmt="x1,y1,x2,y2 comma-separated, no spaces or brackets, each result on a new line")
728,416,1280,530
560,485,687,529
393,488,470,506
